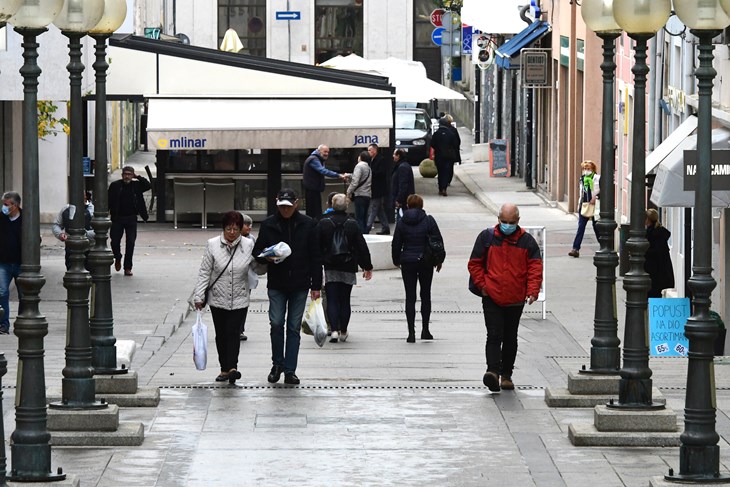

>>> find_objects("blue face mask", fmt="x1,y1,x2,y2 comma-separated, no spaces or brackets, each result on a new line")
1,205,10,216
500,223,517,235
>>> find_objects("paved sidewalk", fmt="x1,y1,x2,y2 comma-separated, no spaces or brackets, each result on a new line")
0,130,727,486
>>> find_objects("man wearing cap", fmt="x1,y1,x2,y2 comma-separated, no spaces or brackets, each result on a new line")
302,144,349,218
108,166,150,276
253,188,322,385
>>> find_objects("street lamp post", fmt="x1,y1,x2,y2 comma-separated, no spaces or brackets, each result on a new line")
88,0,127,375
579,0,622,376
6,0,67,481
666,1,730,481
610,0,671,408
49,0,108,411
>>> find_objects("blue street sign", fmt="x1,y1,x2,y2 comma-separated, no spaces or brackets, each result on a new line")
276,11,301,20
462,26,473,54
431,27,445,46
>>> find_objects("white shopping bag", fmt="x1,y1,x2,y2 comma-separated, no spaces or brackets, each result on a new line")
304,298,327,348
192,311,208,370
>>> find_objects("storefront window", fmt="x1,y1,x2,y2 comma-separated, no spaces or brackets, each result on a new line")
282,148,358,174
315,0,364,65
218,0,266,57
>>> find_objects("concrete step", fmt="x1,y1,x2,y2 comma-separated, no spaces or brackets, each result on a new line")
544,386,666,408
594,404,679,432
8,475,80,486
47,404,119,431
95,371,139,394
568,422,681,447
567,371,619,395
47,386,160,407
50,421,144,447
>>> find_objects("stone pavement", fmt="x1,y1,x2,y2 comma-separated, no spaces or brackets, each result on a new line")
1,130,729,486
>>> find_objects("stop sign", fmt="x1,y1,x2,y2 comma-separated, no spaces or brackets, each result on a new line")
430,8,445,27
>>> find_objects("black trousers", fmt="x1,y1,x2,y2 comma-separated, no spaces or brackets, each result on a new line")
110,215,138,270
305,188,322,218
436,160,454,192
482,295,525,378
400,261,434,328
210,306,247,372
325,281,353,333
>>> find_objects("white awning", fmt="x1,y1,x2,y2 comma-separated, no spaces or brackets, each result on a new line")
627,115,698,182
146,97,393,150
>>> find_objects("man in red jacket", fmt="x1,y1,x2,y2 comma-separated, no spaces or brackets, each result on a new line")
467,203,543,393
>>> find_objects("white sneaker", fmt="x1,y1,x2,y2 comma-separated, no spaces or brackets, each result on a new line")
330,331,339,343
340,331,348,342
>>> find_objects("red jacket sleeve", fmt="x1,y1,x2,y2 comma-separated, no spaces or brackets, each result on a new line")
467,230,488,293
525,236,543,298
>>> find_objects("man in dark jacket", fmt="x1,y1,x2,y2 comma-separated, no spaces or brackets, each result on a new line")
391,149,415,225
0,191,22,334
253,188,322,385
365,143,391,235
430,117,461,196
108,166,150,276
467,203,543,393
302,145,348,218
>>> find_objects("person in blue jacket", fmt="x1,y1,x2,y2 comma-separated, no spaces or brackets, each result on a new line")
302,145,349,218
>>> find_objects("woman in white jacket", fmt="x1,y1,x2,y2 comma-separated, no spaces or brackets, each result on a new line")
347,151,372,234
194,211,254,384
569,160,600,258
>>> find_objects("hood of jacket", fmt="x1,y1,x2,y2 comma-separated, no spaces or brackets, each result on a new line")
401,208,427,226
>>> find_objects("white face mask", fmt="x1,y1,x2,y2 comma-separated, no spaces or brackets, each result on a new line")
582,170,592,176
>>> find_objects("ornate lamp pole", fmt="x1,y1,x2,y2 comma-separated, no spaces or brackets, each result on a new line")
610,0,671,408
88,0,127,375
579,0,622,375
665,1,730,482
6,0,67,481
49,0,108,411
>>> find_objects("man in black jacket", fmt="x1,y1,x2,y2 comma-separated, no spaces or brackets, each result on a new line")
430,116,461,196
365,143,391,235
391,149,415,225
108,166,150,276
253,188,322,385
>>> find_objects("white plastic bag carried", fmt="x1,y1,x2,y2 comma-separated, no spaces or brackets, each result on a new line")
257,241,292,264
192,311,208,370
303,298,327,348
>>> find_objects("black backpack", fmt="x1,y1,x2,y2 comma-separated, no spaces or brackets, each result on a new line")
324,219,354,266
422,215,446,266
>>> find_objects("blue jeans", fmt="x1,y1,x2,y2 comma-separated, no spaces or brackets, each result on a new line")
0,263,21,330
268,289,308,374
353,196,370,234
571,213,598,251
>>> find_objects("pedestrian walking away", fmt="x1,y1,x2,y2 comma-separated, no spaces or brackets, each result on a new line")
0,191,22,335
569,160,600,258
52,191,95,271
316,193,373,343
644,208,675,298
430,116,461,196
253,188,322,385
467,203,543,392
193,211,255,384
347,150,372,234
391,149,414,226
108,165,150,276
302,144,349,218
391,194,444,343
365,143,391,235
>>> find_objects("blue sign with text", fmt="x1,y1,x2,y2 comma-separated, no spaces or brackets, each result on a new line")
649,297,690,357
276,11,301,20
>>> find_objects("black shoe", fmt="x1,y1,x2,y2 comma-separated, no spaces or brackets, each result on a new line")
215,372,229,382
228,369,241,385
483,371,500,392
406,333,415,343
421,329,433,340
376,229,390,235
267,365,283,384
284,373,300,385
239,332,247,341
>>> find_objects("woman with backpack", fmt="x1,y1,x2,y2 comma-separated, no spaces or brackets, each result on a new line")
315,193,373,343
391,194,444,343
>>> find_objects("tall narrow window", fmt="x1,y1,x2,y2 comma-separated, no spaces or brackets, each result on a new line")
315,0,364,65
218,0,267,57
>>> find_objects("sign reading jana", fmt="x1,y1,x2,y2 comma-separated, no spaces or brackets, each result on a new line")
683,149,730,191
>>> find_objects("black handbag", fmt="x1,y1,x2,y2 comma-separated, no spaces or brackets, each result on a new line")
422,215,446,266
201,244,238,307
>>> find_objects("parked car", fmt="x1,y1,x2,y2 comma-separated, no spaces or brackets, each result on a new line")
395,108,433,165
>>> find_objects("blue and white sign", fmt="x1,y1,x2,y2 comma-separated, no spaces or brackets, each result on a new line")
462,26,473,54
431,27,445,46
649,297,690,357
276,11,301,20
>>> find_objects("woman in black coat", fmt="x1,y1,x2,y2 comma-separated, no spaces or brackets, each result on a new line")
391,194,443,343
644,209,675,298
316,193,373,342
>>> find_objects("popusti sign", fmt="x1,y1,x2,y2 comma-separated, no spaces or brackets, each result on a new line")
430,8,445,27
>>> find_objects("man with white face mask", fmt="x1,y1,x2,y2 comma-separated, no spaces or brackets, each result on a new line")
467,203,543,393
0,191,22,334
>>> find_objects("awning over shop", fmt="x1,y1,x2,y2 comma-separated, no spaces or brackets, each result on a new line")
495,21,551,70
146,97,393,150
462,0,534,35
627,115,698,182
650,126,730,207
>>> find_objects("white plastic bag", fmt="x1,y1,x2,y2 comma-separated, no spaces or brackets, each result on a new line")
247,267,259,290
303,298,327,348
257,241,292,264
192,311,208,370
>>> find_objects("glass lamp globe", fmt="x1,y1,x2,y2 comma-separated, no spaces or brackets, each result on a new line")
8,0,64,28
681,0,730,29
89,0,126,34
582,0,621,33
0,0,23,23
613,0,671,34
53,0,104,32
